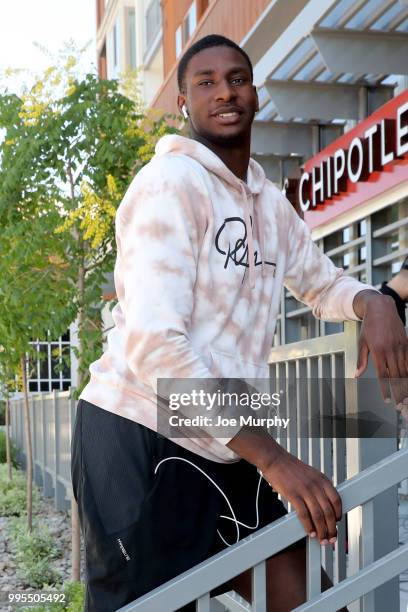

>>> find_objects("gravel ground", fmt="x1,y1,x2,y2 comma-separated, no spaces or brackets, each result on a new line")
0,492,86,611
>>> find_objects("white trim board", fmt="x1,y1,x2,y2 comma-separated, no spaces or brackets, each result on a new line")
311,182,408,240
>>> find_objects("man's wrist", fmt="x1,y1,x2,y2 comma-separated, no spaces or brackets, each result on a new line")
226,426,285,472
352,289,393,320
387,271,408,301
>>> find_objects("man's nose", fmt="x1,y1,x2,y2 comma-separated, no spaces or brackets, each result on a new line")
215,79,236,101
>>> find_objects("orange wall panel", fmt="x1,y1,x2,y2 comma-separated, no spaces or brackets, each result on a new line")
162,0,209,77
96,0,105,28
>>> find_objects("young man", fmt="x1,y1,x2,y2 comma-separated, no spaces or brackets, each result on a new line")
71,35,408,611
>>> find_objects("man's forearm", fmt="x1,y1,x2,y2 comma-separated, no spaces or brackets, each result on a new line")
226,426,285,472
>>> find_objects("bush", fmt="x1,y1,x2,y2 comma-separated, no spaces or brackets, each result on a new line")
0,464,39,516
19,581,85,611
8,515,62,588
0,429,19,467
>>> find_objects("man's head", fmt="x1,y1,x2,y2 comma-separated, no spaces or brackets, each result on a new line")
177,35,259,146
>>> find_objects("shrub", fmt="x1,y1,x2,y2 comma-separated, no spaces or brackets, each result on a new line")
0,429,19,467
0,464,39,516
20,581,85,611
8,515,62,588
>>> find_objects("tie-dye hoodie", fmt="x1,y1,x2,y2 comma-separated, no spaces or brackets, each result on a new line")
80,134,376,463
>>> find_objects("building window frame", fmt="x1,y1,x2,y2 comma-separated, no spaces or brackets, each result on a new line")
126,6,137,70
175,1,197,57
175,25,182,58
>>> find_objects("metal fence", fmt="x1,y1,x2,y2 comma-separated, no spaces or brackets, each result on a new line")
267,321,402,612
115,321,406,612
9,390,76,511
117,448,408,612
7,322,408,611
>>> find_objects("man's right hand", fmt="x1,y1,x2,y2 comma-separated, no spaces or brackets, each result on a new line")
262,447,342,545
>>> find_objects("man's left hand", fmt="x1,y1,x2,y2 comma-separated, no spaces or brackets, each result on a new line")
353,289,408,410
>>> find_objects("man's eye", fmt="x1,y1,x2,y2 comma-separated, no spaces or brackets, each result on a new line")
232,78,245,84
199,80,213,86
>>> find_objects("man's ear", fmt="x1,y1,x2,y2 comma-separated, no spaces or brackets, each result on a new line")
177,93,186,116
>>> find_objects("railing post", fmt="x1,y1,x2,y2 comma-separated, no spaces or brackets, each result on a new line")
252,561,267,612
344,321,399,612
307,537,322,600
53,390,65,511
331,353,347,584
31,395,38,487
196,593,211,612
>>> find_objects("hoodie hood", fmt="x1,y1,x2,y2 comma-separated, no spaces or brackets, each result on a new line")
154,134,266,195
154,134,266,288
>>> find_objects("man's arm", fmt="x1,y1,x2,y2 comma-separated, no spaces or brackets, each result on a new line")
117,157,241,460
227,426,341,545
281,194,408,404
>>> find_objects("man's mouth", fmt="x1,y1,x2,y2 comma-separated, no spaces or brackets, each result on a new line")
213,111,242,124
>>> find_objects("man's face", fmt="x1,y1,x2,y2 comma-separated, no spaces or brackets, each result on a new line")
178,46,259,145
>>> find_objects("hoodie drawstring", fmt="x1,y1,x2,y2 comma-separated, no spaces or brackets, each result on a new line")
257,203,266,279
240,182,255,289
240,182,266,289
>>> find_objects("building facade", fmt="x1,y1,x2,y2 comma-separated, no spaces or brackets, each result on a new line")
95,0,408,348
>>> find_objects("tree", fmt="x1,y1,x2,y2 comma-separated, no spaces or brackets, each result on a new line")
0,47,179,573
0,213,77,531
0,54,178,392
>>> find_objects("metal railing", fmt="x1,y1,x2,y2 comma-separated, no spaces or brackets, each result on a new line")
117,321,406,611
7,322,408,610
9,390,75,511
117,448,408,612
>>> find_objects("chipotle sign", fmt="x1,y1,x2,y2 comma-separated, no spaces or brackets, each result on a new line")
290,90,408,230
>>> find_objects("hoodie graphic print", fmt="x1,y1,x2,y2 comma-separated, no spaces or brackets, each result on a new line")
80,134,376,463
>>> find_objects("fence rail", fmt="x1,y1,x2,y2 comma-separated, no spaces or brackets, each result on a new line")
116,448,408,612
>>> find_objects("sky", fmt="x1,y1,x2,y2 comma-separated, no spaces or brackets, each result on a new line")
0,0,96,82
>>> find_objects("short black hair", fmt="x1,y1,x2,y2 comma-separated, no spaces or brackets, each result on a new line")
177,34,253,93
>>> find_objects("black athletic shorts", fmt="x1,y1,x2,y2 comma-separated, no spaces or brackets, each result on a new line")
71,399,304,612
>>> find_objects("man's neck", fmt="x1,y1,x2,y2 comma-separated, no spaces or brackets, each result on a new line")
192,134,250,182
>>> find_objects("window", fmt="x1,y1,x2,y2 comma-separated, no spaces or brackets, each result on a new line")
113,20,119,67
175,1,197,56
127,7,136,69
183,1,197,44
145,0,162,53
175,26,182,58
27,330,72,393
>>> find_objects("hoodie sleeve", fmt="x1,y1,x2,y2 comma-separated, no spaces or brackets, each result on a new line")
115,156,241,455
281,194,380,322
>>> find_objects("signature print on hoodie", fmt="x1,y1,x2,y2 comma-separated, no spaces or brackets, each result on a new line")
215,215,276,282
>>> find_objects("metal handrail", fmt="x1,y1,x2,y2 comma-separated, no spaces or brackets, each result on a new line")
117,447,408,612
